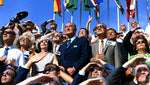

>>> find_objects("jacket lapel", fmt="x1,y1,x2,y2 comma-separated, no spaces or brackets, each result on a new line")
67,37,78,49
103,43,108,54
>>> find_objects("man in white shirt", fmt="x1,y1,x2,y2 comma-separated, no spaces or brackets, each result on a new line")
0,28,25,69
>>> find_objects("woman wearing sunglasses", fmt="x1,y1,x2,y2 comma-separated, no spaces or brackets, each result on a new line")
29,36,58,76
129,35,150,65
13,32,35,61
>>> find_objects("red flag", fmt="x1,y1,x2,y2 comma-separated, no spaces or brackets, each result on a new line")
126,0,137,22
53,0,62,16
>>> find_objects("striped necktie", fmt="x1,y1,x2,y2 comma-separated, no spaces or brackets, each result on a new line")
4,47,9,58
67,40,71,48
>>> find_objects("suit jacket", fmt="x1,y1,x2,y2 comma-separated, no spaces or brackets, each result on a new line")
60,37,91,75
91,40,122,67
15,66,30,84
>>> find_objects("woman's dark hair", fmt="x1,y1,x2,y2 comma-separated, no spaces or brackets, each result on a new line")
38,39,53,52
79,28,89,35
133,35,149,51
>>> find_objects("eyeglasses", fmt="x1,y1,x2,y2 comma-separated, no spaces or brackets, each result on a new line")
136,41,145,44
3,71,11,76
40,40,49,43
95,25,105,29
53,34,60,37
43,68,55,74
20,37,29,41
3,31,13,34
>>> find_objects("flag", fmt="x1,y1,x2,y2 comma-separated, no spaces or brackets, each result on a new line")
0,0,3,6
83,0,90,11
65,0,78,12
53,0,62,16
114,0,125,15
126,0,137,22
90,0,103,21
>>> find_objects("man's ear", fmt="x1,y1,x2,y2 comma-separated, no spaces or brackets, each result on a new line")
57,71,61,77
104,71,108,77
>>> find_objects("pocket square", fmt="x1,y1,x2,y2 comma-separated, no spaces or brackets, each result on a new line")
73,45,78,48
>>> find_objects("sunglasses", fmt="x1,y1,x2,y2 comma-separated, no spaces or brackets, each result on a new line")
95,25,105,29
3,31,13,34
3,71,11,76
137,67,149,73
121,24,125,26
9,23,14,25
63,36,67,39
40,40,49,43
91,67,104,71
136,41,145,44
79,30,86,33
53,34,60,37
20,37,29,41
43,68,55,74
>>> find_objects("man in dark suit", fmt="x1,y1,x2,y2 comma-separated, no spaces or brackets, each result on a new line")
60,22,91,77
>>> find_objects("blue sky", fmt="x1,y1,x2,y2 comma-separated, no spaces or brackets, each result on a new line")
0,0,149,34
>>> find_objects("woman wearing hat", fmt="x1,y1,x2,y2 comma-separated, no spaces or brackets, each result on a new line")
13,32,35,60
31,36,58,76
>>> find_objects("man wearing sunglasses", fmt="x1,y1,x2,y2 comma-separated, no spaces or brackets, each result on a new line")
0,28,25,69
72,59,115,85
107,57,150,85
91,23,122,68
52,32,63,64
1,68,17,85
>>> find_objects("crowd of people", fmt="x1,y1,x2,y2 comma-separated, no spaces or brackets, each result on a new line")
0,11,150,85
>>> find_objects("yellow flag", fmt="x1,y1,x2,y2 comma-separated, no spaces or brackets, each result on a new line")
0,0,3,6
54,0,58,12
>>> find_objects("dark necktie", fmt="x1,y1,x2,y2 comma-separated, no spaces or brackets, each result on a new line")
4,47,9,58
67,40,71,48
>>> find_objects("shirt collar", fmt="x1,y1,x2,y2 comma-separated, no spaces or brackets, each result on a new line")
99,38,107,42
4,45,15,49
68,36,76,43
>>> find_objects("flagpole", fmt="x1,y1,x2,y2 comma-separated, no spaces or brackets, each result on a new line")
98,4,100,23
71,12,73,23
136,0,139,25
117,7,120,32
62,0,65,32
80,0,82,29
146,0,149,24
89,9,91,32
128,22,129,31
107,0,109,27
53,12,56,20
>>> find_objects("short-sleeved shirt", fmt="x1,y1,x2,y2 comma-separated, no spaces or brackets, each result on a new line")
129,53,150,65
